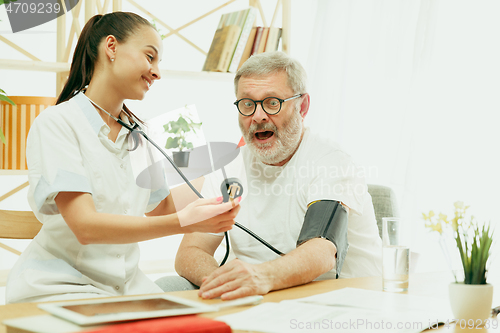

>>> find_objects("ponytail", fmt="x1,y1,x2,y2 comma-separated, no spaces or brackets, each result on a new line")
56,12,155,150
57,15,102,105
56,12,154,106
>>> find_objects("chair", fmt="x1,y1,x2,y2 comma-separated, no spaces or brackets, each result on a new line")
0,210,41,255
0,210,41,287
367,184,400,239
1,96,56,171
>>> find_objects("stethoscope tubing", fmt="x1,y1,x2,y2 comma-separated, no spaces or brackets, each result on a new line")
116,117,285,260
85,93,285,262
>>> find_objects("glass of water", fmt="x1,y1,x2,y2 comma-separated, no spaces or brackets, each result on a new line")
382,217,410,292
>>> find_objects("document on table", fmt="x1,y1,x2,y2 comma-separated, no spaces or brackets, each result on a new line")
216,288,454,333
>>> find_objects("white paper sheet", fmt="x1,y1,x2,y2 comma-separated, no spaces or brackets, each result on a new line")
216,288,455,333
297,287,453,318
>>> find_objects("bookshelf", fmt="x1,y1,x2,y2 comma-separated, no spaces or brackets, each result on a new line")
0,0,291,93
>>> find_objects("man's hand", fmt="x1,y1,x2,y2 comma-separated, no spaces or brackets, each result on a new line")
197,259,272,300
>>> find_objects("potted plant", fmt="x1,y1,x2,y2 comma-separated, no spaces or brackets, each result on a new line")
163,114,202,167
0,89,15,144
423,202,494,323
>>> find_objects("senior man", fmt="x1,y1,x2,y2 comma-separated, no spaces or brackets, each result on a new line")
159,52,381,299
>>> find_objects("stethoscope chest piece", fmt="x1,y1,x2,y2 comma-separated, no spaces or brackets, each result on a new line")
221,178,244,203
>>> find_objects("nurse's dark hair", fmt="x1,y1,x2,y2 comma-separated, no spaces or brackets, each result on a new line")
56,12,154,149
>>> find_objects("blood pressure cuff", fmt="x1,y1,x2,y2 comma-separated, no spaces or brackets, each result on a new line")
296,200,349,278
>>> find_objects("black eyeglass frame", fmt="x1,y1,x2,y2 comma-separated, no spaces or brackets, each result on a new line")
234,94,304,116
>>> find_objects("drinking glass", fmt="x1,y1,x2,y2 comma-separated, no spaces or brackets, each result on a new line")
382,217,410,292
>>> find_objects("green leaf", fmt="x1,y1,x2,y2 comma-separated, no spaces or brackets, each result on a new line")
427,203,494,285
0,0,19,6
470,233,480,284
190,122,202,134
163,115,202,151
478,225,493,284
0,89,14,144
0,129,5,145
165,137,179,149
172,122,182,134
458,221,494,285
455,231,469,283
0,93,15,106
176,117,189,132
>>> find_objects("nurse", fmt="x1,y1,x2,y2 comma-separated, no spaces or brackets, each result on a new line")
6,12,239,303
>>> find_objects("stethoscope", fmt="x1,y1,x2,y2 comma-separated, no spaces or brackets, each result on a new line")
86,95,284,265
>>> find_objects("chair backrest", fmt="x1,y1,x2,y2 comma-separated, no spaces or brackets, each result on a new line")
0,210,41,239
0,96,56,170
367,184,400,239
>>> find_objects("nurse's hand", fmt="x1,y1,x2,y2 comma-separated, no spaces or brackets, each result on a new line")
178,196,241,233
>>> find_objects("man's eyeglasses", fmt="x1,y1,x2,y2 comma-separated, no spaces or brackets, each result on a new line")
234,94,303,116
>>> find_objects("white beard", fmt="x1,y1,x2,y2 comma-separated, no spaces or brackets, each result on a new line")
240,108,303,165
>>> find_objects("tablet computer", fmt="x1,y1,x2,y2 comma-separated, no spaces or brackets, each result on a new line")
38,294,218,326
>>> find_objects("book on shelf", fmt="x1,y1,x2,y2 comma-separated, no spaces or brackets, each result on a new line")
256,27,270,54
238,26,281,69
250,26,264,56
203,7,256,73
203,7,284,72
264,27,282,52
228,7,257,72
237,26,258,69
202,24,241,72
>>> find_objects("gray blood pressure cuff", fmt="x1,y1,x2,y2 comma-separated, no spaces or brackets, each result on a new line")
296,200,349,278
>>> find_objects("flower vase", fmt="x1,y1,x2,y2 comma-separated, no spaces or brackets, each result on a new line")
449,282,493,323
173,151,190,167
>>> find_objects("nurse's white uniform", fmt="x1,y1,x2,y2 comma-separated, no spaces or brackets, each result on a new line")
6,92,169,304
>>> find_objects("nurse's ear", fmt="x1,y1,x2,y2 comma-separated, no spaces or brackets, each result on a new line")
103,35,118,63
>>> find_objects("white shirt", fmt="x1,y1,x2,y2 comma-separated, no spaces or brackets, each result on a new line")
202,127,382,279
6,92,169,304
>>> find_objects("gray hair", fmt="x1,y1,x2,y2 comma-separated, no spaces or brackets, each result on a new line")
234,52,307,96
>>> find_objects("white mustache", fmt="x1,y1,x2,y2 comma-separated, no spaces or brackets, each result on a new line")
248,123,278,138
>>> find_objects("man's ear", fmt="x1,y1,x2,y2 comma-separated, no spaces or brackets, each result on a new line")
103,35,118,61
299,93,310,118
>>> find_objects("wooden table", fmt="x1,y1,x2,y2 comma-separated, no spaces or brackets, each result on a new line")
0,271,498,332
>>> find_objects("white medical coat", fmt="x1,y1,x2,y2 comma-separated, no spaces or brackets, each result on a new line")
6,92,169,303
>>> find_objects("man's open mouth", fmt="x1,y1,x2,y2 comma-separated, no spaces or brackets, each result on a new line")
255,131,274,141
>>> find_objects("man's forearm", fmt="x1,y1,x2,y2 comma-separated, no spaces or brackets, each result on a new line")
257,238,336,291
175,246,220,287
